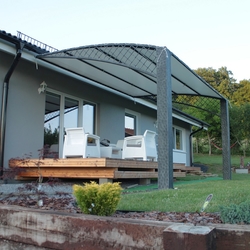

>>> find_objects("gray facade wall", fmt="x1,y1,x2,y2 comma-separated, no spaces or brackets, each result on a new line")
0,51,45,168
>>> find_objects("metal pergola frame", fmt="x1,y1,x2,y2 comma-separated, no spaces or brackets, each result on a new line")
36,43,231,189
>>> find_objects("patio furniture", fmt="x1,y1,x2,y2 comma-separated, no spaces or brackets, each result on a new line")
62,127,100,158
100,140,123,159
122,130,157,161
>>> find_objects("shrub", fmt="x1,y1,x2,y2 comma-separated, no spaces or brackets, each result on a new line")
220,200,250,224
72,181,122,216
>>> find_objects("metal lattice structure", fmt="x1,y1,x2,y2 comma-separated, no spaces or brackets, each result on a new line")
36,43,231,188
37,44,224,100
172,95,221,117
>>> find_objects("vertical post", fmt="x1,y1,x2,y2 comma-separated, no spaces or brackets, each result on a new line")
156,47,173,189
221,99,231,180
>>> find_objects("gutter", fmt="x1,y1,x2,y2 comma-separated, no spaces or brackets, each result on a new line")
0,42,23,179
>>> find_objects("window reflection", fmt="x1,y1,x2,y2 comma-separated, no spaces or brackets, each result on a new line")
44,92,60,146
173,127,183,150
64,97,78,129
125,113,136,136
83,103,95,134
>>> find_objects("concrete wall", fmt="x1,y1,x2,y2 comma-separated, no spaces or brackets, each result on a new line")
1,205,250,250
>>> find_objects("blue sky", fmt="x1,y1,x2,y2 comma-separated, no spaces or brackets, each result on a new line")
1,0,249,82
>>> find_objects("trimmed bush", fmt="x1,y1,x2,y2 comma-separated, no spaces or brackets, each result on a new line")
220,200,250,224
73,181,122,216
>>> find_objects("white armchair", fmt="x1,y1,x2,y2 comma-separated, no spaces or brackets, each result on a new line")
122,130,157,161
62,127,100,158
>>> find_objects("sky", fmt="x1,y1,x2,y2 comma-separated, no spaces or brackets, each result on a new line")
1,0,249,82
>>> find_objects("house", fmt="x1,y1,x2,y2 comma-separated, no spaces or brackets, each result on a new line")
0,30,230,188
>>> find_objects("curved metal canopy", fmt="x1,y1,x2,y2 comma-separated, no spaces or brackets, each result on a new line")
37,43,226,101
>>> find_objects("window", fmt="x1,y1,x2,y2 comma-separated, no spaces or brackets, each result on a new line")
44,92,60,146
82,103,95,134
173,127,183,150
125,113,136,137
64,97,78,129
44,90,96,157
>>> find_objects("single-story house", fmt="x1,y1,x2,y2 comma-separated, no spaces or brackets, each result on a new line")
0,30,230,188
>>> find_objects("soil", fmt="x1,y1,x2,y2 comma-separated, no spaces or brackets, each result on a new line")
0,191,223,225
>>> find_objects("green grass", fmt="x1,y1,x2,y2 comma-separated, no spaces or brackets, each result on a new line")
118,176,250,212
117,154,250,213
194,153,250,170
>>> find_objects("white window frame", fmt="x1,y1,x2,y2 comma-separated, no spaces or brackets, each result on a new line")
125,109,141,135
173,126,185,151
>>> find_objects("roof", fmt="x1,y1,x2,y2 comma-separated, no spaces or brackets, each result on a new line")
0,31,217,128
0,30,52,54
36,43,226,101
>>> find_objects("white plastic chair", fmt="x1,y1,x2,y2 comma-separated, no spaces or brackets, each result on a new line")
122,130,157,161
62,127,100,158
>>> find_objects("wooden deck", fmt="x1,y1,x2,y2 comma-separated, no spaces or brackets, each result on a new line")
9,158,196,183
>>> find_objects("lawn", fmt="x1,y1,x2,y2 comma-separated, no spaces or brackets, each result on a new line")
194,153,250,172
117,153,250,213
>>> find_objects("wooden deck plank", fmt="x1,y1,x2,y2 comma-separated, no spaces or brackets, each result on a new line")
173,164,187,170
9,158,109,168
114,171,158,179
173,172,186,177
17,167,116,179
9,158,158,169
9,158,188,180
107,159,158,169
185,166,201,172
114,171,185,178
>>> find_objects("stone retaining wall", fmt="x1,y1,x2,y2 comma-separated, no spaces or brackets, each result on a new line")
0,205,250,249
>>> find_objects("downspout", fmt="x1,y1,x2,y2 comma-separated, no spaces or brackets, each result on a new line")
0,42,23,178
189,126,204,167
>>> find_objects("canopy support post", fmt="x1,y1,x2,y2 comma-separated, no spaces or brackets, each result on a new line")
156,47,174,189
221,99,231,179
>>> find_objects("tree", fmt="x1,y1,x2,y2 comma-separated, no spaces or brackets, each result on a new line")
179,96,221,155
192,67,237,154
195,67,237,100
230,103,250,156
231,80,250,106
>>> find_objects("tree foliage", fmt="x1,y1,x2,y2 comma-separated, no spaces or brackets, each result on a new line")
195,67,237,100
231,80,250,105
190,67,250,155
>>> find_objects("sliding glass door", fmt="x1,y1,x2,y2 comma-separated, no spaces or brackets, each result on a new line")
44,90,96,158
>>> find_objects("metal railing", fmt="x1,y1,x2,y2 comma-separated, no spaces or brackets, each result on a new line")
17,31,58,53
